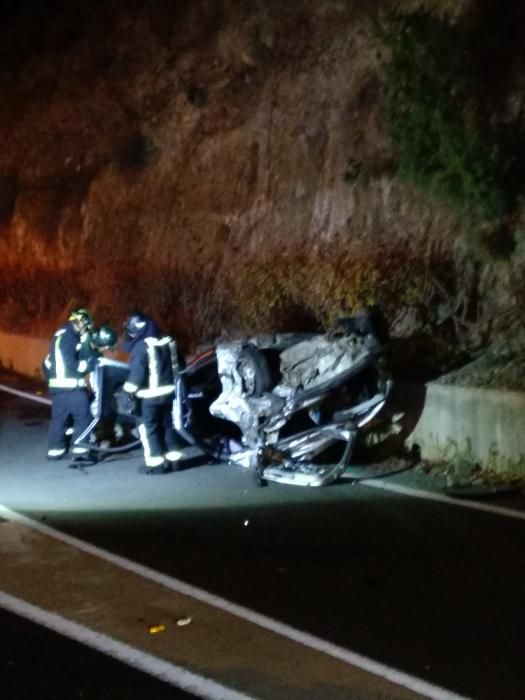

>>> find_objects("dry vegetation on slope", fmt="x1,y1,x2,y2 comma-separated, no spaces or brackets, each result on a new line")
0,0,524,378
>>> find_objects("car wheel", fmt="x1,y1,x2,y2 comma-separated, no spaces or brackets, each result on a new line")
236,344,273,397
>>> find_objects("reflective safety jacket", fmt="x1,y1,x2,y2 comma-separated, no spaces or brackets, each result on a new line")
44,322,90,390
123,335,179,399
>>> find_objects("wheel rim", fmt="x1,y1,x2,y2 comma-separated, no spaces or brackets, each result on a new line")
238,359,256,395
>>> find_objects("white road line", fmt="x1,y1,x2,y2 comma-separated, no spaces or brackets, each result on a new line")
0,590,255,700
0,382,494,698
0,505,470,700
0,383,51,406
360,480,525,521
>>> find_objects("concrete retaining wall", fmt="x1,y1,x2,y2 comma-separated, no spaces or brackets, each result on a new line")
1,330,524,471
408,382,525,471
0,330,48,378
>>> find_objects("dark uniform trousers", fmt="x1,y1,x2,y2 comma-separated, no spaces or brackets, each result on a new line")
48,389,92,453
137,394,185,464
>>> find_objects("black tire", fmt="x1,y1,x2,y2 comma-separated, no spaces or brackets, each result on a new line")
236,344,273,397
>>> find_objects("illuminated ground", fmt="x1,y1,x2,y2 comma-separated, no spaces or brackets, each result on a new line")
2,383,525,699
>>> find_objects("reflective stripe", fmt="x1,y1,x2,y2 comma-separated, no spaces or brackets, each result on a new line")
49,378,86,388
136,385,174,399
71,446,89,454
128,336,176,399
165,450,184,462
146,342,159,390
55,335,66,380
169,339,178,375
47,448,66,457
172,393,182,430
49,327,85,387
144,336,172,348
143,336,176,392
138,424,150,461
139,423,157,467
138,424,166,467
146,456,165,468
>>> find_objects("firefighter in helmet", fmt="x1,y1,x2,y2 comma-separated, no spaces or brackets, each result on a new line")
82,324,119,447
44,308,96,462
122,311,186,474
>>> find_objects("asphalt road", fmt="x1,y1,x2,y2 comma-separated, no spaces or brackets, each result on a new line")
1,378,525,699
0,607,197,700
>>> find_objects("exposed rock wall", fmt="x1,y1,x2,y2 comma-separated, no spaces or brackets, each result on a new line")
0,1,452,264
0,0,521,351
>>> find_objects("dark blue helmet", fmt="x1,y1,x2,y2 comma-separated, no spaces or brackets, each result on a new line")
91,325,117,349
124,312,150,339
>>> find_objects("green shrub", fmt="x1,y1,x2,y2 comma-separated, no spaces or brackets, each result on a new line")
374,12,514,221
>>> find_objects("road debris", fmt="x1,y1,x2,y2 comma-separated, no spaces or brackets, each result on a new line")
176,617,192,627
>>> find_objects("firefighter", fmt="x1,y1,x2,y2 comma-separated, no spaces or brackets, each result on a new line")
44,308,96,462
82,324,120,448
81,324,119,379
122,311,186,474
91,325,118,355
81,324,118,413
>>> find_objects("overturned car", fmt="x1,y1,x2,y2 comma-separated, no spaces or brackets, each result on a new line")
76,311,392,487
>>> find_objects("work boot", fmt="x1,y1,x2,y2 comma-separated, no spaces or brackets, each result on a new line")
138,463,173,475
165,449,186,471
166,458,184,472
71,450,98,465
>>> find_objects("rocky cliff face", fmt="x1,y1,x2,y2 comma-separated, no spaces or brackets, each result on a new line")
0,0,522,358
